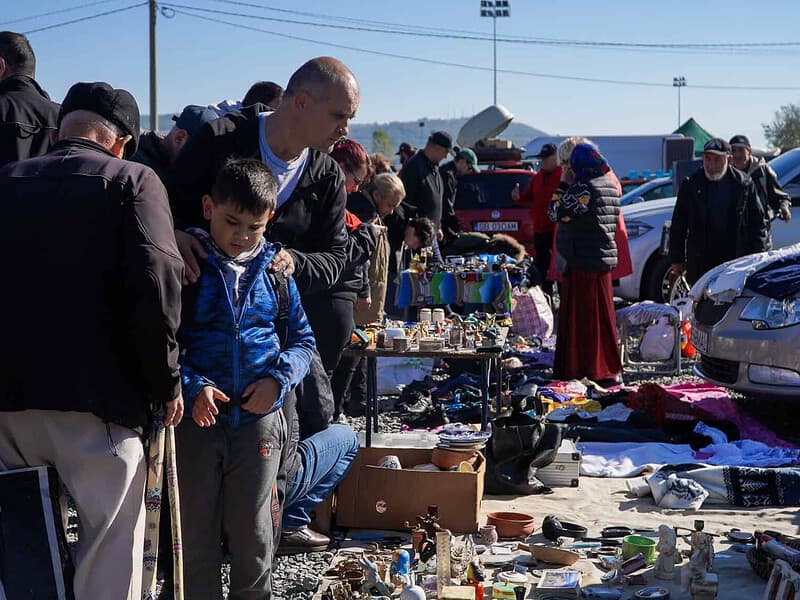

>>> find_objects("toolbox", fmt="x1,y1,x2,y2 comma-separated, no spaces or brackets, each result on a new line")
536,438,582,488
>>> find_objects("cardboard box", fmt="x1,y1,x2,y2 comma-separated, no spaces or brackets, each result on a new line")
536,439,581,488
335,447,485,533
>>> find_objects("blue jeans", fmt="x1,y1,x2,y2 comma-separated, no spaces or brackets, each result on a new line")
283,424,359,531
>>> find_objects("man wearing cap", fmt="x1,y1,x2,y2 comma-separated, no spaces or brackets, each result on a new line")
130,104,217,183
0,81,184,599
0,31,60,167
396,141,415,168
438,147,476,246
730,134,791,248
669,137,768,284
400,131,452,247
512,142,562,293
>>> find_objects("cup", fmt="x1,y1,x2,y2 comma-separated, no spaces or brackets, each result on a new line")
432,308,445,323
419,308,432,322
479,524,499,545
449,327,463,348
377,455,402,469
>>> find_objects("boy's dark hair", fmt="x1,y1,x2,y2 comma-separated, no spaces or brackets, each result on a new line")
211,158,277,215
406,217,435,247
0,32,35,77
242,81,284,108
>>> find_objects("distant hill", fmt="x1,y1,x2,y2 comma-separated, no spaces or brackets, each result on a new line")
349,118,547,154
143,113,548,152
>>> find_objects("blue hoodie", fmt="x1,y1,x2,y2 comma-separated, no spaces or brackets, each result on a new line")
179,234,315,428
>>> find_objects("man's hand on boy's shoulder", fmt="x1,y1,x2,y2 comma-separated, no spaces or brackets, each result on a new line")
268,249,295,276
241,377,281,415
192,386,230,427
175,229,208,285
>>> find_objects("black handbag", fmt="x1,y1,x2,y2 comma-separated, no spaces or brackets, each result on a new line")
484,409,564,495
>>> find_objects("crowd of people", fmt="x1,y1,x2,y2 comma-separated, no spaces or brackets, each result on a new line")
0,26,792,600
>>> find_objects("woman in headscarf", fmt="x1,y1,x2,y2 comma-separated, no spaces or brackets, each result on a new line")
549,142,623,384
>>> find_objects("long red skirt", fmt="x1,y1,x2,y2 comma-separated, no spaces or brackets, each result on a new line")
554,268,623,381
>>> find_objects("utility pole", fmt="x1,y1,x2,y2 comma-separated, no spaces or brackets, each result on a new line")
480,1,511,105
673,76,686,128
149,0,157,131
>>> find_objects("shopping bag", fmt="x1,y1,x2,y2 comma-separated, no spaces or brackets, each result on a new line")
511,286,554,338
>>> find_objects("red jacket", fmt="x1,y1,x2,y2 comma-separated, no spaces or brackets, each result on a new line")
515,166,562,234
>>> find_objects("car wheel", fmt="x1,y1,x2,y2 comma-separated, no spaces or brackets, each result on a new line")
642,255,671,302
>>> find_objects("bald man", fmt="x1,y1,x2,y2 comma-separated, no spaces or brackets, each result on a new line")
169,56,361,559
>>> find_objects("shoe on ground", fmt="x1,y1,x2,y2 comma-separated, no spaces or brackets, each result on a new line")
277,526,330,555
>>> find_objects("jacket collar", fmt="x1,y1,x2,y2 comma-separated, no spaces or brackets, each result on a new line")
51,137,117,158
0,74,51,100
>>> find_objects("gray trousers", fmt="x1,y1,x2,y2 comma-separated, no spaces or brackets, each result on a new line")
176,411,286,600
0,409,146,600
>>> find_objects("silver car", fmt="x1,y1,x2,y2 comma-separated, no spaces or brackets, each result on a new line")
691,247,800,398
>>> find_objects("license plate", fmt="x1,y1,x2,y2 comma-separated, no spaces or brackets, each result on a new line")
473,221,519,232
692,326,709,354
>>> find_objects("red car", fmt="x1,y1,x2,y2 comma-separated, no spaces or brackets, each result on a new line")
453,168,535,252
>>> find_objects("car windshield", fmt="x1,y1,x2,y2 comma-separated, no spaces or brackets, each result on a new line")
454,172,532,210
767,149,800,179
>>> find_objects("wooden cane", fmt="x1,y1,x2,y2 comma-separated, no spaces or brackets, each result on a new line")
142,422,165,600
165,425,184,600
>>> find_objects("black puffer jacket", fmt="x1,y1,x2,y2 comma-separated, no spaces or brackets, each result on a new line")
0,138,183,431
550,174,620,272
169,105,348,298
669,165,767,284
0,75,60,167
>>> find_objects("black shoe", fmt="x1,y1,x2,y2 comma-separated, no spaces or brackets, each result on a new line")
277,526,330,555
402,405,449,429
399,390,432,414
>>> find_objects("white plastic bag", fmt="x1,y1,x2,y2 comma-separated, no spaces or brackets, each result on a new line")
639,317,675,361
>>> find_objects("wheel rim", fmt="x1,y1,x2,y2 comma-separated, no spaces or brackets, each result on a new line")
661,268,690,303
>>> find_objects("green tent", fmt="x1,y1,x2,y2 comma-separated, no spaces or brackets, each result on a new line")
674,117,715,156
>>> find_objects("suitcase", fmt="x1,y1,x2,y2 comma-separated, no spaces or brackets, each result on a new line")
536,439,582,488
0,466,75,599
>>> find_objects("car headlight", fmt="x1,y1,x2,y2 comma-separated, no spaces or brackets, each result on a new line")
740,296,800,329
624,219,654,239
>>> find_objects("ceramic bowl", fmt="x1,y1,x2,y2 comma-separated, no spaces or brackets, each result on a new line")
431,447,478,469
622,534,657,564
486,511,536,539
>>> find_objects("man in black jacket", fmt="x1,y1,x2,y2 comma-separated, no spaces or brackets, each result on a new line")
0,82,184,600
670,137,768,285
0,31,59,167
170,56,360,554
730,134,792,249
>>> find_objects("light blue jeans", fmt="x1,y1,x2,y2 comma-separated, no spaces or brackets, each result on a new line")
282,424,359,531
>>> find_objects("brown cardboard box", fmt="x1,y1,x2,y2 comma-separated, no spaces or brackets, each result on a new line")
335,447,485,533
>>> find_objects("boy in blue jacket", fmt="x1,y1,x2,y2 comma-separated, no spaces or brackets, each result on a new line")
176,158,315,599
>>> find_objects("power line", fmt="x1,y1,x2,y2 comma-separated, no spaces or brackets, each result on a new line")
22,2,147,35
163,6,800,91
205,0,800,52
0,0,126,26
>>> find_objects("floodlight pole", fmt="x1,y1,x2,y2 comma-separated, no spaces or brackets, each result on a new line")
673,76,686,128
480,1,510,105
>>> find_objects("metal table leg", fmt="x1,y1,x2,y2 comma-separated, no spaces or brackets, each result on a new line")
365,355,375,447
495,356,503,414
371,356,379,434
480,357,490,432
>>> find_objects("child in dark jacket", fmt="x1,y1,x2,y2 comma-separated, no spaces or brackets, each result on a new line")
176,158,315,599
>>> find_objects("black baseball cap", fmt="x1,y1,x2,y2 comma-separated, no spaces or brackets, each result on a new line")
533,143,558,159
172,105,217,136
396,142,414,155
703,137,731,156
428,131,453,150
729,135,751,149
58,81,140,158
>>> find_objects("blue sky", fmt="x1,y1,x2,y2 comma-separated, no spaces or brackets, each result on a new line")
7,0,800,147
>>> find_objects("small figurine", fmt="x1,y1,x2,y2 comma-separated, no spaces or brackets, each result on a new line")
688,521,714,579
359,555,393,597
391,548,412,588
654,524,678,580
